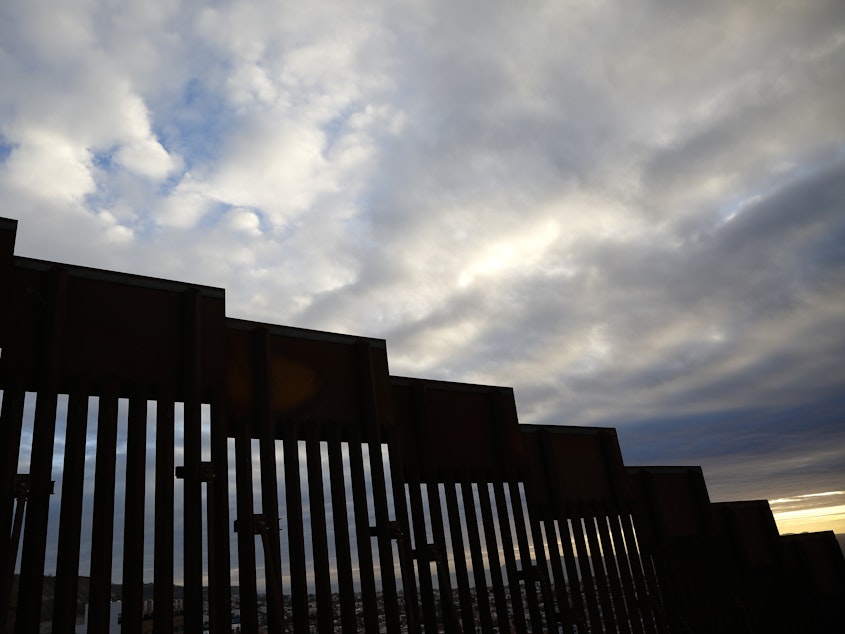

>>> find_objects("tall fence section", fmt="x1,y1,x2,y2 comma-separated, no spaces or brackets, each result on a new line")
1,216,844,633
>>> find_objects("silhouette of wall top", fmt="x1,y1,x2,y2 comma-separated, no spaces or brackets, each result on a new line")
2,216,844,633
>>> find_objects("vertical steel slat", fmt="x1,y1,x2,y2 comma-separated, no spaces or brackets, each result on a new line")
51,388,89,633
5,496,26,634
153,396,175,634
641,549,671,632
524,508,560,629
506,479,545,631
356,343,401,633
583,507,619,633
607,513,646,634
404,385,436,633
685,550,711,633
692,548,717,632
424,480,460,632
14,389,58,634
518,484,559,631
659,550,688,631
407,479,438,633
593,505,627,633
87,387,119,634
667,549,694,632
491,479,528,632
0,385,25,541
702,547,730,633
568,508,603,632
639,473,674,633
282,423,309,632
536,429,588,628
203,467,220,634
254,329,284,633
181,290,203,633
0,384,26,634
305,424,334,633
121,389,148,634
326,426,357,632
557,517,588,631
653,556,675,634
233,422,258,634
182,397,203,633
539,511,573,631
618,513,656,633
477,481,510,634
15,267,66,634
208,399,232,634
443,480,475,634
525,527,553,632
347,426,379,631
460,478,494,633
383,428,421,634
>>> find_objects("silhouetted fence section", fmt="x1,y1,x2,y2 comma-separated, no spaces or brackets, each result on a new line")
1,216,844,633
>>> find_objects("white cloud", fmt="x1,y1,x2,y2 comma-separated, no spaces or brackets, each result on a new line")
115,137,178,180
225,207,263,236
2,128,95,201
155,176,214,229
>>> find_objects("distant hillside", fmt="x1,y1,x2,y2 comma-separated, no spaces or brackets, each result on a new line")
8,576,185,623
9,576,97,623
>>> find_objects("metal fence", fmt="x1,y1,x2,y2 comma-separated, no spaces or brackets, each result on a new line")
1,216,844,633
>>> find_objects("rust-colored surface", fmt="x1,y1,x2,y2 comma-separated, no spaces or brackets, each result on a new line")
223,320,392,430
521,425,627,509
626,466,711,542
392,377,522,476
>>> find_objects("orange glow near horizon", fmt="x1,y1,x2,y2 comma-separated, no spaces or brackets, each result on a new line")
770,491,845,536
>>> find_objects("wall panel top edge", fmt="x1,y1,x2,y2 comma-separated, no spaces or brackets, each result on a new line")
1,254,226,393
390,378,521,479
227,317,386,348
223,322,393,431
15,256,225,297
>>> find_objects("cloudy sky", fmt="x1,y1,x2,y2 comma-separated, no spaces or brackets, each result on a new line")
2,0,844,540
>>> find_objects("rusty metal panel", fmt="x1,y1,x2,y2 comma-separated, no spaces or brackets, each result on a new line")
1,259,225,397
392,377,523,477
224,320,392,429
522,425,627,509
779,531,845,632
781,531,845,597
626,466,711,543
712,500,781,570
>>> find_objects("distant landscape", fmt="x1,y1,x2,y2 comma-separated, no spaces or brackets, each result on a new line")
8,576,186,622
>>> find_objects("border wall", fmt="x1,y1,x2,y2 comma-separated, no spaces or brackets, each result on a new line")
2,217,843,633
